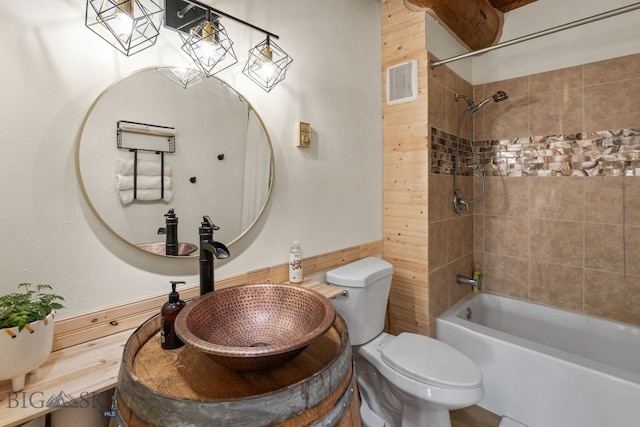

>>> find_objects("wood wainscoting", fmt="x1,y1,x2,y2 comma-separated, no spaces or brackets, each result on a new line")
52,240,382,352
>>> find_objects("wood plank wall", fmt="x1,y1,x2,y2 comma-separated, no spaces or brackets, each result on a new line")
382,0,432,336
53,241,382,351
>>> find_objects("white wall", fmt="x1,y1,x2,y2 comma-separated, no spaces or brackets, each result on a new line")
427,0,640,85
0,0,383,317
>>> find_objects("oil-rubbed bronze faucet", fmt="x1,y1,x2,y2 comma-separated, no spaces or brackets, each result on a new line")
164,209,179,256
199,216,230,295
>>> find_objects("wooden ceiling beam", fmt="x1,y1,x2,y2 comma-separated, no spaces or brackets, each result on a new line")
404,0,504,51
489,0,537,13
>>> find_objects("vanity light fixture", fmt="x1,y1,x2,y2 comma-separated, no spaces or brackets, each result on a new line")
156,66,204,89
85,0,163,56
179,11,237,78
164,0,293,90
243,35,293,92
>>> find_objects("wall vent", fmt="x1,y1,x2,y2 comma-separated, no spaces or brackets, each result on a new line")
386,60,418,105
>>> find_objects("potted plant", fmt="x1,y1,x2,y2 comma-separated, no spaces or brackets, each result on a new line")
0,283,64,391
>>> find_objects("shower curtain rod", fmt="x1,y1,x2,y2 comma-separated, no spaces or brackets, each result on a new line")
430,2,640,69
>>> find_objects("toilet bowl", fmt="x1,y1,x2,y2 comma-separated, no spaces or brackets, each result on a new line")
326,257,484,427
359,332,483,426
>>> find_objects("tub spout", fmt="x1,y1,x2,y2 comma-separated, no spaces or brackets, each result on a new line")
457,274,480,291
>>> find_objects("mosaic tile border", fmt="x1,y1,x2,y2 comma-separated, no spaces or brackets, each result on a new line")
430,127,640,177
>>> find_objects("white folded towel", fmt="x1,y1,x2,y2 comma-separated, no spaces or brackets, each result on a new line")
116,175,172,191
117,159,171,176
119,189,173,205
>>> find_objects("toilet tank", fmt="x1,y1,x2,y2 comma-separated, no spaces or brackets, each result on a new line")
326,257,394,345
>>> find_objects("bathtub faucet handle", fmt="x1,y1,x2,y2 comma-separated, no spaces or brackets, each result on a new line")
456,274,480,291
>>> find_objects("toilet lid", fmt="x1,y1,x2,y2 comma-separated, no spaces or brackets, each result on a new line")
381,333,482,388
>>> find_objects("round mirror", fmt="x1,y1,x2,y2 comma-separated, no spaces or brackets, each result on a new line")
76,67,274,257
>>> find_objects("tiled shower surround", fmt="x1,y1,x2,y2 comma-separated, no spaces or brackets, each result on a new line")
430,125,640,326
429,129,640,326
427,52,640,329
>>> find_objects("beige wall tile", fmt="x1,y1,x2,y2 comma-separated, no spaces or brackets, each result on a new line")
584,223,625,273
428,220,449,271
429,173,453,222
584,79,640,132
448,89,471,136
433,176,473,220
428,263,455,321
445,65,469,97
624,177,640,227
484,176,530,217
472,176,485,215
585,269,640,325
483,252,529,298
529,261,584,312
484,94,529,140
530,88,584,136
428,52,446,86
458,175,476,215
428,76,447,131
448,215,474,261
623,225,640,276
473,252,484,274
584,177,623,224
474,213,485,253
485,215,529,258
529,65,583,93
483,76,529,98
449,253,475,305
529,177,583,221
475,78,529,141
530,219,583,267
584,53,640,86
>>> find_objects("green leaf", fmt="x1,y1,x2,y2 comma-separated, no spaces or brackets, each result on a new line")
0,283,64,331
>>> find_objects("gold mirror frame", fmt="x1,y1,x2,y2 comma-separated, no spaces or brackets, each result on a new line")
75,67,274,258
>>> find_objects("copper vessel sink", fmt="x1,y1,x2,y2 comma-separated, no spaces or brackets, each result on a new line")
135,242,198,256
174,283,336,371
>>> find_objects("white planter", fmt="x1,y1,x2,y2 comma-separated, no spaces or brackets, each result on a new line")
0,312,55,391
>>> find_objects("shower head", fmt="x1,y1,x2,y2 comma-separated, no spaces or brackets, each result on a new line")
473,90,509,112
455,91,508,112
493,90,508,102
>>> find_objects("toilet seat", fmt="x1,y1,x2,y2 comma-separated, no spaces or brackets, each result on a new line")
381,333,482,389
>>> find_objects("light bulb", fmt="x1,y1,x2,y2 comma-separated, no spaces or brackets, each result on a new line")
197,40,225,64
112,10,134,39
255,45,275,80
257,61,276,81
192,20,227,65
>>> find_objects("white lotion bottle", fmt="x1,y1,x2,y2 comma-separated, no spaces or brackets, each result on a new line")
289,241,303,284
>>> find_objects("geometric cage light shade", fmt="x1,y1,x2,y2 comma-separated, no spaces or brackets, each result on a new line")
179,16,238,78
86,0,163,56
242,36,293,92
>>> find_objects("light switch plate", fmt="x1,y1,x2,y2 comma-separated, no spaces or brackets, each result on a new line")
297,122,311,147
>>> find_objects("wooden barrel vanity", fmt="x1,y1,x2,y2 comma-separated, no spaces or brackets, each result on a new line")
115,313,361,426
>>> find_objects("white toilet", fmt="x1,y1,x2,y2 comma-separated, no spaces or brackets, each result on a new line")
326,257,483,427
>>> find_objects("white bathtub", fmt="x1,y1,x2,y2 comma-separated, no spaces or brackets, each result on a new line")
436,292,640,427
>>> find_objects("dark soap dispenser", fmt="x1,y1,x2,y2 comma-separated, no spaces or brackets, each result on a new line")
161,280,186,349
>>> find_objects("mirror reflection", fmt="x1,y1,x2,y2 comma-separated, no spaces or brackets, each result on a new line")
77,67,274,257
